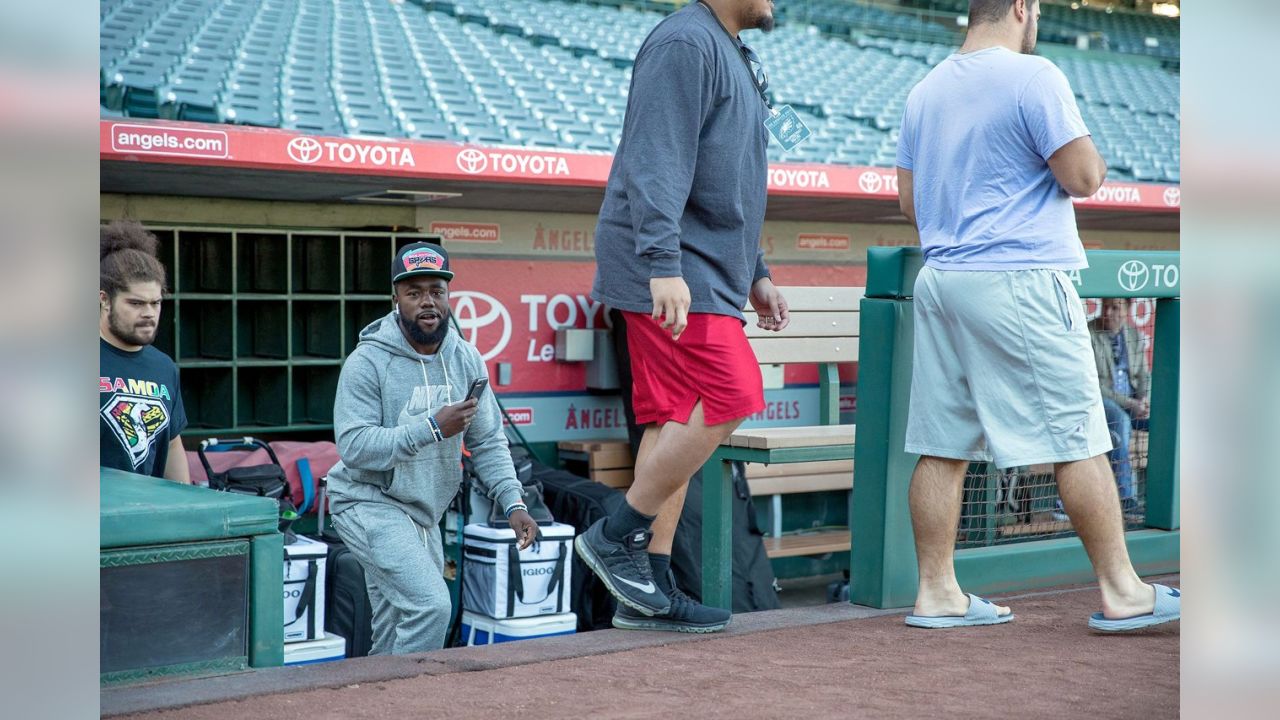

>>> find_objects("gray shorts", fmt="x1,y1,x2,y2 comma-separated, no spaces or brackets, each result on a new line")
904,266,1111,469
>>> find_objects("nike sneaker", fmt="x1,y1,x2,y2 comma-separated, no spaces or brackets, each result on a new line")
574,518,670,616
612,570,731,633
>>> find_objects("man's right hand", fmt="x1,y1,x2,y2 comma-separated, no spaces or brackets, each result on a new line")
1133,398,1150,420
650,276,691,341
434,399,478,438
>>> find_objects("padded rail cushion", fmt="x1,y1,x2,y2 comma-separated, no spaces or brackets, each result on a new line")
101,468,280,548
865,247,924,300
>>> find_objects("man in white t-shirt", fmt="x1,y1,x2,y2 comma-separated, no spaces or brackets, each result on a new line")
895,0,1179,632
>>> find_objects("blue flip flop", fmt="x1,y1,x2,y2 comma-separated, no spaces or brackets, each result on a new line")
1088,583,1181,632
905,593,1014,628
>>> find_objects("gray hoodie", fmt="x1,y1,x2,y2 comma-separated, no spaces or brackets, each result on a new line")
326,311,522,529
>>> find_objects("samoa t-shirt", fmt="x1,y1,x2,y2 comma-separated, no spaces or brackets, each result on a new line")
99,338,187,478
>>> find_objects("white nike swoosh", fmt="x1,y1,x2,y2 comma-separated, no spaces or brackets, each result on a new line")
614,575,656,594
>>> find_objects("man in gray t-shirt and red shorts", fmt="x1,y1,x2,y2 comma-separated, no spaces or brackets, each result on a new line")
577,0,788,633
896,0,1179,632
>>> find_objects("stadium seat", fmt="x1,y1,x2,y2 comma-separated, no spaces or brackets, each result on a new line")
100,0,1179,182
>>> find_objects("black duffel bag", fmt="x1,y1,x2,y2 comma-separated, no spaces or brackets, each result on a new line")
198,436,297,534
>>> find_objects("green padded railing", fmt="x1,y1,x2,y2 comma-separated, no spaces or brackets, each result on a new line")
100,470,284,676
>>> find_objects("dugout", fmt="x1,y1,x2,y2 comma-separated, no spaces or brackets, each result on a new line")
100,119,1180,583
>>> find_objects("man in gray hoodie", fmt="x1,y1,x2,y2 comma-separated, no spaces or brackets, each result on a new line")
327,242,538,654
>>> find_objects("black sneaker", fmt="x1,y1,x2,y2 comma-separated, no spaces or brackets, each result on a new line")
574,518,670,616
613,571,731,633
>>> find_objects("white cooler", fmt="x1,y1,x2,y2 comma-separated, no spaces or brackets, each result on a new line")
284,632,346,665
461,611,577,645
461,522,574,619
283,535,327,643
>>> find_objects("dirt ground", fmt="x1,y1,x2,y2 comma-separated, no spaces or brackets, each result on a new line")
122,581,1179,720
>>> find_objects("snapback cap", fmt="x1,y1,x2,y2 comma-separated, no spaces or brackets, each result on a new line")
392,242,453,283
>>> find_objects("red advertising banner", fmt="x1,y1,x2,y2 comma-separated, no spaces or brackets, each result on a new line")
446,259,602,394
101,120,1179,211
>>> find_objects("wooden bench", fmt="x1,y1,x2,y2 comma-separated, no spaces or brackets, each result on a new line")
700,286,862,609
746,459,854,557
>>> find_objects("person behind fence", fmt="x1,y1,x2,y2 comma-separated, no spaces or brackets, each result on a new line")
1090,297,1150,515
579,0,790,633
326,242,539,654
894,0,1179,631
99,220,190,484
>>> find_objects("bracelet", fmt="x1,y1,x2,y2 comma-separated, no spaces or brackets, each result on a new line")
427,416,444,442
504,502,529,518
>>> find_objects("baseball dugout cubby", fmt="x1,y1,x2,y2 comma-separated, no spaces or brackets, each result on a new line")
142,226,438,437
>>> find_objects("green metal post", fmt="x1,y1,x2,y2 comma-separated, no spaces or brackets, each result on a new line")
700,449,735,610
818,363,840,426
1145,299,1180,529
249,532,284,667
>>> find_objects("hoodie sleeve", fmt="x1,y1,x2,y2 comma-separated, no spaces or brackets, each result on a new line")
462,352,524,512
333,349,438,472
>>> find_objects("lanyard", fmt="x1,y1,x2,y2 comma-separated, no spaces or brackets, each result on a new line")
696,0,772,110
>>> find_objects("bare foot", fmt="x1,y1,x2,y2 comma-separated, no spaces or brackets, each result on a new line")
1100,582,1158,620
914,586,1012,618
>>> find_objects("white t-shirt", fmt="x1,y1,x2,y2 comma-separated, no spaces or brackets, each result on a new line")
897,47,1092,271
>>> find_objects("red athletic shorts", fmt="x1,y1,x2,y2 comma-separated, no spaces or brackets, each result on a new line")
622,311,765,426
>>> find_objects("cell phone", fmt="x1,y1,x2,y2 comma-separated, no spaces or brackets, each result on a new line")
465,377,488,402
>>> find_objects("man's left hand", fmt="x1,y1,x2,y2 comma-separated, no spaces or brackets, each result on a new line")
507,509,539,550
749,277,790,332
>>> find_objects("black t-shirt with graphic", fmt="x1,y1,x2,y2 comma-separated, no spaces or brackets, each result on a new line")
99,338,188,478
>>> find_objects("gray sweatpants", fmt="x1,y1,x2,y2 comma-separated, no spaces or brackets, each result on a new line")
331,502,452,655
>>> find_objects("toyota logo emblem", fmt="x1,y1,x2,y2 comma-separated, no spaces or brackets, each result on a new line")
1117,260,1150,293
1162,187,1180,207
858,170,884,194
287,136,322,164
456,148,488,175
451,291,511,361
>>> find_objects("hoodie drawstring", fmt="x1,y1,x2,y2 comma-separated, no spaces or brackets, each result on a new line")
418,357,454,407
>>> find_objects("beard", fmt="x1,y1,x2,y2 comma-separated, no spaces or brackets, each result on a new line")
751,8,775,32
107,307,157,347
1020,21,1037,54
400,309,451,348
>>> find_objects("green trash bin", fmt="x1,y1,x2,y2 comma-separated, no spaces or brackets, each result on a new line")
100,469,284,685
